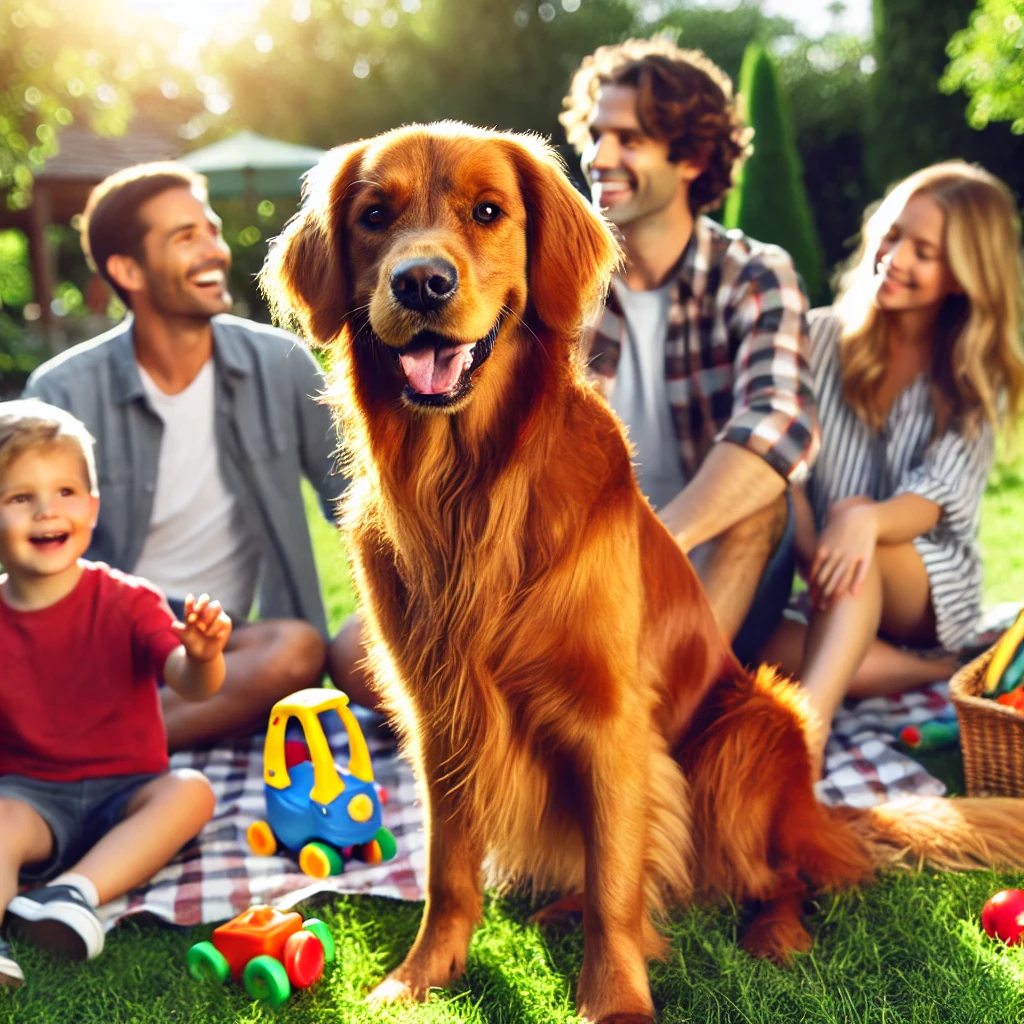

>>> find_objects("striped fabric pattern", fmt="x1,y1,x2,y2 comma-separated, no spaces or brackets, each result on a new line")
806,310,993,651
586,215,819,483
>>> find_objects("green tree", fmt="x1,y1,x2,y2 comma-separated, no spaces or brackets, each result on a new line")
942,0,1024,132
722,43,825,302
866,0,1024,194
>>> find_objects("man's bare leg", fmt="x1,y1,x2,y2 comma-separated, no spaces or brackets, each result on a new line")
326,611,384,712
687,494,789,643
161,619,326,750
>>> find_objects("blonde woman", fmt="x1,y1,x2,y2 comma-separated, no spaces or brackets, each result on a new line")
761,160,1024,768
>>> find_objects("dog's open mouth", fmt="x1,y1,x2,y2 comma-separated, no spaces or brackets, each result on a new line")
394,315,502,408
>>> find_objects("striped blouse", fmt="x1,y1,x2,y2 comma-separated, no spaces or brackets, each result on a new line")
806,310,993,651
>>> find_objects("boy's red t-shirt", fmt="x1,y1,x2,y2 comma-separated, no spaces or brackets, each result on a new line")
0,560,181,781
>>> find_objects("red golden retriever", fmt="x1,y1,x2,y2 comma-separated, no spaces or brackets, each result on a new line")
261,122,1024,1022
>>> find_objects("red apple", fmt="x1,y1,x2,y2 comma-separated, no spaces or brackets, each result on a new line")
981,889,1024,945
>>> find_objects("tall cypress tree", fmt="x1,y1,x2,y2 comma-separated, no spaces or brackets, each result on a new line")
723,44,825,303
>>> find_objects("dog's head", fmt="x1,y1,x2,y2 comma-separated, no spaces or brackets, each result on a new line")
262,121,620,414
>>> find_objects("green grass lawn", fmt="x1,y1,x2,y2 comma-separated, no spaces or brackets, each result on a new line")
3,474,1024,1023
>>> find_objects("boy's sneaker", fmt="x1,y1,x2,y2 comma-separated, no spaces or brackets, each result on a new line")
6,884,104,961
0,938,24,988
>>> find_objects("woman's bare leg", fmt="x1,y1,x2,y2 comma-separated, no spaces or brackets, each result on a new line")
799,558,884,765
760,542,945,771
846,641,957,697
761,617,957,698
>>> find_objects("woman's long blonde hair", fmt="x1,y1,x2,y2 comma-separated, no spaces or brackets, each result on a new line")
833,160,1024,438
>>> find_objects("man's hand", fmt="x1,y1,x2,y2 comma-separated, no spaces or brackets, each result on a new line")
172,593,232,662
809,500,878,611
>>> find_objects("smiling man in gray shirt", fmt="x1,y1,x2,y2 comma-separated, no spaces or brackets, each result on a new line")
24,161,354,750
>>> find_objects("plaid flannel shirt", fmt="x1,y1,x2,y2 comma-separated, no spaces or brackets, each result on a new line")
586,216,819,483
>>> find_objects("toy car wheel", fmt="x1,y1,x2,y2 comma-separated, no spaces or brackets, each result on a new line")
302,918,335,962
186,940,230,984
298,841,345,878
374,826,398,862
243,954,291,1006
360,839,383,865
283,929,325,988
247,820,277,857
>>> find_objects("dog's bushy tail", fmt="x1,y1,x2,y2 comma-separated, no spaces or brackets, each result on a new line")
835,796,1024,873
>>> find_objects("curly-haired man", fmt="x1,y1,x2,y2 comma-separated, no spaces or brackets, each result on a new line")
562,38,819,664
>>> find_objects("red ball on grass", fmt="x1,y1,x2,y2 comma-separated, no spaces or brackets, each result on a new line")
981,889,1024,945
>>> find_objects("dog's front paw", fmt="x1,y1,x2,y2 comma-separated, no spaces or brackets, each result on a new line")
366,974,423,1004
366,948,467,1005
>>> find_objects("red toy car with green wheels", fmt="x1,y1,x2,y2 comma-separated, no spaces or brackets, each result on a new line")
186,905,334,1006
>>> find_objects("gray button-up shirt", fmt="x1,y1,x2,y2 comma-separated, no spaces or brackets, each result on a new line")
23,314,346,635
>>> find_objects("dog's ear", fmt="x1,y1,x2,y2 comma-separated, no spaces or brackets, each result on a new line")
260,140,368,345
501,135,621,336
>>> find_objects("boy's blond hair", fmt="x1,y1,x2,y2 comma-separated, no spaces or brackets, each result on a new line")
0,400,99,496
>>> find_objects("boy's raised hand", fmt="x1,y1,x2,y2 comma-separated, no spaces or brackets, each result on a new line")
172,593,232,661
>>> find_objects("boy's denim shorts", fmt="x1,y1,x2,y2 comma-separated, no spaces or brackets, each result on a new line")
0,772,160,883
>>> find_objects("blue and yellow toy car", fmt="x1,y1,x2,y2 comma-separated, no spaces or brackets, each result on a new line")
246,688,397,877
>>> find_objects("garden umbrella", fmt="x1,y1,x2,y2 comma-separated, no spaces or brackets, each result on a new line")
180,130,326,200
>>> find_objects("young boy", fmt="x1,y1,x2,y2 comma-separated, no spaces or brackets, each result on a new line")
0,399,232,988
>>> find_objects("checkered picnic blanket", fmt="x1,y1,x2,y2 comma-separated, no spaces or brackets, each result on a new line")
814,681,953,808
100,604,1020,930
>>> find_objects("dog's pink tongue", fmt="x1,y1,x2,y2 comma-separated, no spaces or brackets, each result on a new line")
400,342,475,395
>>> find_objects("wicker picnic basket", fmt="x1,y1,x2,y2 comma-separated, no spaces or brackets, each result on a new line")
949,645,1024,797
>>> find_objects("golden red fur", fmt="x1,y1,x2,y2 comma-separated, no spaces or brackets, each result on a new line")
261,121,1024,1023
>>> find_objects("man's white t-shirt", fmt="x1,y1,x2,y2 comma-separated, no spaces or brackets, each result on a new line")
133,360,260,619
609,279,687,511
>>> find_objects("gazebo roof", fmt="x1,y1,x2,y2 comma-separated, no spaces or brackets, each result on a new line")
180,130,327,199
36,122,181,183
0,122,181,232
181,130,325,173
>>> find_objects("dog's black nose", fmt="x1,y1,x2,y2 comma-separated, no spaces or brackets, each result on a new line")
391,258,459,313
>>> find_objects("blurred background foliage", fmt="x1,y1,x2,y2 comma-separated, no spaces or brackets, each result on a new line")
943,0,1024,133
0,0,1021,384
0,0,203,210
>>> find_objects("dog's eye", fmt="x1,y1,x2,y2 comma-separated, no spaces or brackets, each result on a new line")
360,205,388,230
472,202,502,224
